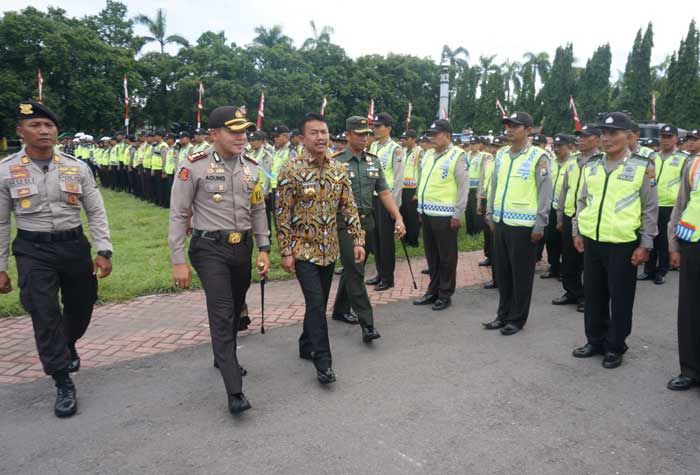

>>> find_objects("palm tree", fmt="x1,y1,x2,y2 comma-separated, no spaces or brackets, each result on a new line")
441,45,469,72
522,51,551,87
253,25,293,48
134,8,189,54
301,21,335,50
501,60,522,103
476,55,500,87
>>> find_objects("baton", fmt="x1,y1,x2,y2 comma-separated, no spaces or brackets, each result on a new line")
260,276,266,334
400,238,418,290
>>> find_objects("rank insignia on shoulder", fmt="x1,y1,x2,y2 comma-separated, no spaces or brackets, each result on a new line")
242,153,258,165
178,168,190,181
364,151,378,158
188,150,208,163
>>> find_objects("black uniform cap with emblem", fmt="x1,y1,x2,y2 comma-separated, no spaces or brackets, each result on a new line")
271,125,290,136
530,133,547,145
401,129,417,139
659,124,678,137
346,116,372,134
597,112,633,131
552,133,573,146
17,102,59,128
686,129,700,139
575,124,602,137
208,106,256,133
372,112,394,127
426,119,452,135
502,111,533,128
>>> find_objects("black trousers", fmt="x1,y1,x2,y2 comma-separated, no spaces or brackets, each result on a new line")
646,206,672,277
678,241,700,379
100,165,109,188
465,188,480,235
481,199,492,260
151,173,162,206
142,169,152,201
109,166,119,190
163,174,174,208
561,214,584,300
13,233,97,375
400,188,421,246
296,260,335,371
372,196,395,283
423,215,458,299
333,215,374,327
544,208,562,275
494,223,538,326
583,238,638,353
189,236,251,396
134,167,143,198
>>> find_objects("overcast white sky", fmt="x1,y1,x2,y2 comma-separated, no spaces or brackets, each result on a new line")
3,0,696,79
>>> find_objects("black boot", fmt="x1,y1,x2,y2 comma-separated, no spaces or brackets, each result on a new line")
228,393,251,415
67,343,80,373
52,371,77,418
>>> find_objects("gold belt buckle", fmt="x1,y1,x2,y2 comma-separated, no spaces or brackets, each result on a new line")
227,232,242,245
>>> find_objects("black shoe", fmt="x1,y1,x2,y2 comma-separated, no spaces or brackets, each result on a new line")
67,343,80,373
654,274,665,285
334,266,344,275
228,393,251,415
576,302,585,313
540,271,559,279
213,360,247,376
572,343,603,358
374,280,394,291
482,319,506,330
420,268,430,275
602,352,623,369
431,298,451,311
667,375,697,391
365,275,381,285
362,326,381,343
413,294,437,305
54,377,77,418
482,280,497,289
552,294,578,305
637,272,653,281
332,312,360,324
500,323,522,336
317,368,336,385
478,258,491,267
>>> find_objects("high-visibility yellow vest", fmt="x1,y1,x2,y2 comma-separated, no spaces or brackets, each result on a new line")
403,147,421,188
481,154,495,198
177,144,192,168
142,144,153,169
656,151,687,207
636,145,656,159
270,146,292,189
150,142,167,171
551,157,572,210
676,157,700,243
416,145,465,217
370,138,400,190
563,154,605,218
468,151,482,189
577,155,649,243
118,143,130,165
108,145,120,165
193,141,209,153
164,147,177,174
492,145,546,227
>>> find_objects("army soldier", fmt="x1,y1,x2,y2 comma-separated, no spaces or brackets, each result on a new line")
169,106,270,415
484,112,552,335
331,116,406,339
0,102,113,418
413,119,469,311
667,129,700,391
400,129,422,247
276,113,365,385
553,124,601,312
638,124,687,285
248,131,274,230
367,112,404,291
572,112,658,369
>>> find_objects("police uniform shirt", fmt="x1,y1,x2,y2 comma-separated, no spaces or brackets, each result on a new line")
371,137,405,206
168,149,270,265
572,152,658,248
334,148,389,211
668,157,699,253
555,149,600,225
0,149,113,272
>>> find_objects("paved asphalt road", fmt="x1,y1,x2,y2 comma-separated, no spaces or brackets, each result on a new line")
2,271,699,475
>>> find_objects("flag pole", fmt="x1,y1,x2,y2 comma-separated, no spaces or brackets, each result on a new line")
197,82,204,130
37,69,43,103
256,91,265,130
123,75,129,135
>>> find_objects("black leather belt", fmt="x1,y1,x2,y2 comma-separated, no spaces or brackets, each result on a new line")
17,226,83,243
192,229,251,245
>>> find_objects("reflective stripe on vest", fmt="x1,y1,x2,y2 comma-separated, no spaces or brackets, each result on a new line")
564,160,584,217
656,152,687,207
482,155,495,197
403,147,420,188
416,145,464,216
492,145,542,227
551,157,572,210
577,156,647,243
468,152,482,188
142,145,153,169
677,157,700,242
370,139,399,189
270,147,291,189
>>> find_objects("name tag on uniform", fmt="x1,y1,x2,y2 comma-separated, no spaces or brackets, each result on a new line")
617,165,636,181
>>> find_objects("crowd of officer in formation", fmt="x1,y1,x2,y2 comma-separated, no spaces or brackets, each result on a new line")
2,100,700,420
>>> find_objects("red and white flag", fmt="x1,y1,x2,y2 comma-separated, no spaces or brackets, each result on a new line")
37,69,44,103
320,96,328,116
367,98,375,125
406,102,413,130
495,98,507,118
651,92,657,122
568,96,582,132
196,82,204,129
123,75,129,131
256,91,265,130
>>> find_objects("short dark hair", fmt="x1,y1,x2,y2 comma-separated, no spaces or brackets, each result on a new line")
300,112,327,134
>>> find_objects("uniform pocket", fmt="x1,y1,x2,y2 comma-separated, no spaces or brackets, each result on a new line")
10,184,41,214
59,181,83,207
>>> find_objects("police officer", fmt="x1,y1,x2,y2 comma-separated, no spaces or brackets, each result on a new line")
465,136,483,236
367,112,404,291
638,124,687,285
162,132,177,208
169,106,270,415
276,113,365,385
572,112,658,369
484,112,552,335
192,128,209,153
248,131,274,230
150,129,168,207
269,125,297,220
0,102,113,417
400,129,422,247
477,136,499,287
630,122,657,159
177,131,193,169
667,128,700,390
413,119,469,311
331,116,406,339
141,132,154,202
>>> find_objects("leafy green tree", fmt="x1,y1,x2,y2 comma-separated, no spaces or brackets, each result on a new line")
252,25,293,48
539,44,576,133
616,23,654,120
301,21,335,50
577,44,612,122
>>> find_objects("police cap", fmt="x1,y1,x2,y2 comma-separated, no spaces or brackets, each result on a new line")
531,133,547,145
271,125,290,135
426,119,452,135
502,111,533,128
552,133,573,145
659,124,678,136
575,124,602,137
373,112,394,127
401,129,417,139
208,106,256,132
598,112,634,131
686,129,700,139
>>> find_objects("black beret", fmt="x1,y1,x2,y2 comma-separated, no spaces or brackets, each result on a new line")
16,102,59,128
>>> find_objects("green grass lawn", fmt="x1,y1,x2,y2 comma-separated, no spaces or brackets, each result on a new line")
0,189,483,317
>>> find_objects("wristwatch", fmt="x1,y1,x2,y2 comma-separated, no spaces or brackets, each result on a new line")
97,250,113,259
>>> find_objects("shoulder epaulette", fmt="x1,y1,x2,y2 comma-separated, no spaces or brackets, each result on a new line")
59,152,78,161
188,150,208,163
589,152,605,162
242,153,258,165
630,153,651,162
364,150,378,158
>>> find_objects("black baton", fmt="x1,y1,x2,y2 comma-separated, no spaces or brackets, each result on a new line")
260,277,266,334
400,238,418,290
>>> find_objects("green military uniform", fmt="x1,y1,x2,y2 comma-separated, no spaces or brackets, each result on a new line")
332,117,388,332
